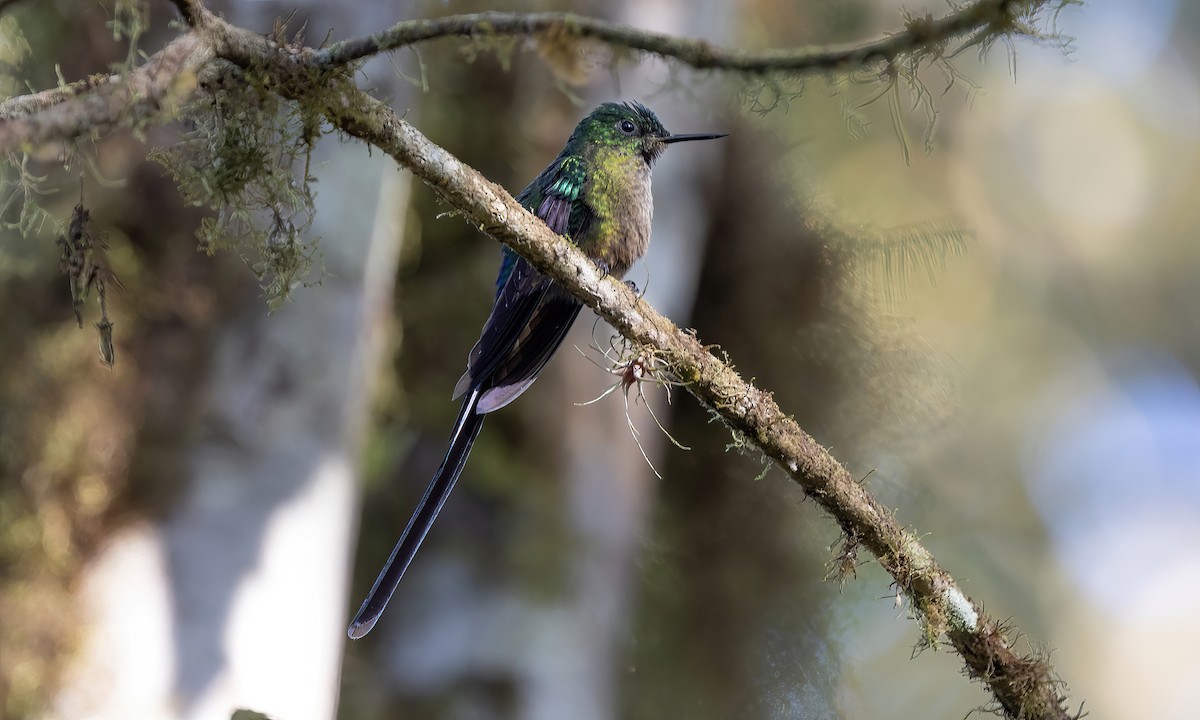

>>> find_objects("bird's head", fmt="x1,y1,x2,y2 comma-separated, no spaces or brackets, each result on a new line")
568,101,726,166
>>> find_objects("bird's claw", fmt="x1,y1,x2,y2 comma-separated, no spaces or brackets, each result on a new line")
595,261,638,294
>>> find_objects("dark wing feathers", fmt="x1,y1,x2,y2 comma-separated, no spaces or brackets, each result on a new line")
455,157,591,409
467,259,552,383
523,154,592,238
495,156,591,297
476,290,581,412
538,193,572,236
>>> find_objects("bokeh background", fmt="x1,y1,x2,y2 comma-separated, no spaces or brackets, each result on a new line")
2,0,1198,718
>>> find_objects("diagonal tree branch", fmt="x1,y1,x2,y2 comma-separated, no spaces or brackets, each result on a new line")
289,63,1076,720
0,2,1078,717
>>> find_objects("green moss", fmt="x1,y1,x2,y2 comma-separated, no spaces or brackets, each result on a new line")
150,78,321,310
0,16,32,99
105,0,149,71
0,152,59,238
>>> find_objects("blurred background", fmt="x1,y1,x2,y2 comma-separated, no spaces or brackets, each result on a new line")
2,0,1198,718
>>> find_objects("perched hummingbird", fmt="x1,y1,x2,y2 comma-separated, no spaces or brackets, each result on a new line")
348,101,726,639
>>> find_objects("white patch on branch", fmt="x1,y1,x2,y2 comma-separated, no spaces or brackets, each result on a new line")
941,585,979,632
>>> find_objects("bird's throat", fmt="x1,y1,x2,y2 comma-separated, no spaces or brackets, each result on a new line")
582,151,654,277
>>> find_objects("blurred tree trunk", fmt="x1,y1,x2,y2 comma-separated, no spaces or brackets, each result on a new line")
341,7,543,719
52,3,412,719
621,0,875,712
625,126,848,719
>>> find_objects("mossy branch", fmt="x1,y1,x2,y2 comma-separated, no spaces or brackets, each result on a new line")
310,2,1053,75
0,0,1075,152
296,64,1077,720
0,33,211,149
0,1,1080,717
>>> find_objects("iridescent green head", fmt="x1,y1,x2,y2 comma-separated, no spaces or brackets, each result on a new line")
567,101,727,166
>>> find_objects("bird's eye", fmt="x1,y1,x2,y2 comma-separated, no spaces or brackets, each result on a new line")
617,119,637,135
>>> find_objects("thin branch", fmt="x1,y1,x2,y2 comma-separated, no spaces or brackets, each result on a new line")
312,2,1027,73
0,2,206,128
0,74,121,122
0,0,1044,149
0,34,212,151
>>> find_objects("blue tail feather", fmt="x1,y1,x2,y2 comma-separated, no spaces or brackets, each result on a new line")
347,388,485,639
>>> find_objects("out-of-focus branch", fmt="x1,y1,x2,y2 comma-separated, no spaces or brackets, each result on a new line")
0,0,1058,152
0,34,211,150
0,74,120,122
0,1,1078,717
313,1,1035,72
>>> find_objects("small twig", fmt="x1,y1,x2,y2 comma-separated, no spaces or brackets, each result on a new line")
574,350,692,479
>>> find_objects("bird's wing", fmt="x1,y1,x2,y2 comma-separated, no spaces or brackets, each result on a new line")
527,154,591,237
493,155,594,294
452,157,592,411
454,254,583,413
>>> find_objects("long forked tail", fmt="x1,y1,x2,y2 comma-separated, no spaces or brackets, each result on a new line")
348,388,485,639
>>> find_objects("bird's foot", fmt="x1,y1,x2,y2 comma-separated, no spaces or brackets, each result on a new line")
596,260,638,294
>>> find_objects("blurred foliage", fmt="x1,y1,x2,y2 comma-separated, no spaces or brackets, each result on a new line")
0,15,31,98
0,4,230,718
0,152,61,239
0,322,135,718
839,217,972,304
106,0,149,70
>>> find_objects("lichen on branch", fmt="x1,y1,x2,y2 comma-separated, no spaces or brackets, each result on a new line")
149,71,321,309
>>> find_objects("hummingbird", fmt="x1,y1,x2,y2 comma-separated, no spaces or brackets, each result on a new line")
348,101,726,639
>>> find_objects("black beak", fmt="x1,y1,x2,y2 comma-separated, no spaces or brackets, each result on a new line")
662,132,728,144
